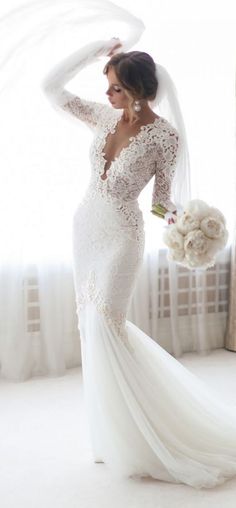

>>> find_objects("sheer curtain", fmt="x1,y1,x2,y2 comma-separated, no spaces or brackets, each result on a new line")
0,0,235,381
225,71,236,352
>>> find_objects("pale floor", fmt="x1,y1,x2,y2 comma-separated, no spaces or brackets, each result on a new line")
1,348,236,508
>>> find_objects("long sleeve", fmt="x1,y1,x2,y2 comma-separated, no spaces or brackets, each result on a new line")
151,129,179,215
40,39,119,131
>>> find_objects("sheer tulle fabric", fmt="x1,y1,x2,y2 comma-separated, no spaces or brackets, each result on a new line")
80,303,236,488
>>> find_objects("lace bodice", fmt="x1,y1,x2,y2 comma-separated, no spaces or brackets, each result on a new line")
41,38,179,213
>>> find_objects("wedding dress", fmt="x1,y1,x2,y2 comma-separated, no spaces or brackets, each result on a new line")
41,39,236,489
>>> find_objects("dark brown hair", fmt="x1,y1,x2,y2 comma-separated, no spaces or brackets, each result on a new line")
103,51,158,101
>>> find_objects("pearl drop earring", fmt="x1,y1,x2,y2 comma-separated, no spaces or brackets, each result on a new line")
133,100,141,112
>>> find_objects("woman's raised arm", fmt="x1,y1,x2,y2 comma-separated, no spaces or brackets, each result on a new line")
41,38,120,130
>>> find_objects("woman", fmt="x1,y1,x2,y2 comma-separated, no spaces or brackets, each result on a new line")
41,37,236,489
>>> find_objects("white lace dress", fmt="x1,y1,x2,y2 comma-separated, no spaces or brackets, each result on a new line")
41,39,236,489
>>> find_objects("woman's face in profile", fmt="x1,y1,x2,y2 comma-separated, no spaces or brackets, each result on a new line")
105,67,130,109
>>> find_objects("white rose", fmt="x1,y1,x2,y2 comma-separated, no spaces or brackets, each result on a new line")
184,230,208,255
207,230,229,256
200,216,225,239
163,200,228,270
185,199,210,220
208,206,226,225
185,251,216,269
176,212,200,235
168,249,185,262
163,224,184,250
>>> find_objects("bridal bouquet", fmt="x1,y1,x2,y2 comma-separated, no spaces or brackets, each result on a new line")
152,200,228,269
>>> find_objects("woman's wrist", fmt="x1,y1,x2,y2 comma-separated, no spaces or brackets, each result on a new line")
95,38,122,58
164,210,177,224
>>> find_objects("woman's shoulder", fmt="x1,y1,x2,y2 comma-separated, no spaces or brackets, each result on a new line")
156,115,179,138
146,116,179,160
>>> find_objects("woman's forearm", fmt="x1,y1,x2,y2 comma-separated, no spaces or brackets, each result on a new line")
41,38,118,100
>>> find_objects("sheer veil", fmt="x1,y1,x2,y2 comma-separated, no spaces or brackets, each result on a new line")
150,63,191,209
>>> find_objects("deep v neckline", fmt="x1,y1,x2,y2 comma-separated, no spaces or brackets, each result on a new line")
100,113,161,179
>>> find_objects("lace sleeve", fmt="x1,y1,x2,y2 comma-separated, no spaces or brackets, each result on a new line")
151,129,179,214
40,39,120,130
51,89,113,131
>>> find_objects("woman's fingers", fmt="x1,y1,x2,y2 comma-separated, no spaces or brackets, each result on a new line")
107,39,123,56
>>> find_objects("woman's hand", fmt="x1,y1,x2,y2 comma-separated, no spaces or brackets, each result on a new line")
107,37,123,56
167,210,177,225
95,38,123,58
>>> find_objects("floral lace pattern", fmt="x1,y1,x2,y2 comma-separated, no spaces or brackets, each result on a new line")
61,92,113,131
61,96,179,211
72,188,145,353
75,269,135,353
